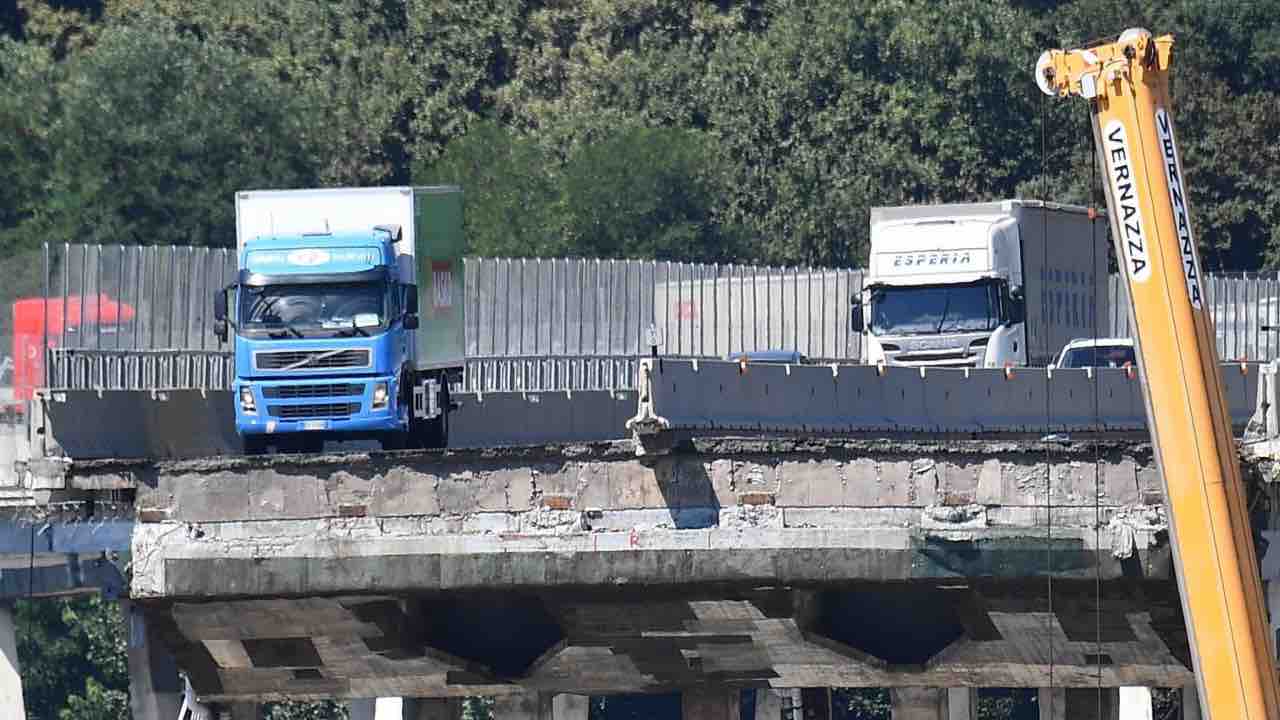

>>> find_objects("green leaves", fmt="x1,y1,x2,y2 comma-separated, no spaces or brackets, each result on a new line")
3,0,1280,271
17,595,129,720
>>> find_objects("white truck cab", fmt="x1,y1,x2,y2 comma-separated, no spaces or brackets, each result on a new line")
854,200,1107,368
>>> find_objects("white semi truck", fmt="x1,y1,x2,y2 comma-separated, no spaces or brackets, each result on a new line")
853,200,1108,367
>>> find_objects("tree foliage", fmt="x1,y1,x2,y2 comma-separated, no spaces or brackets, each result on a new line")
16,595,129,720
3,0,1278,269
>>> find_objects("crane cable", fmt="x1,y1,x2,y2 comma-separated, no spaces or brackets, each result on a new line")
1040,83,1056,708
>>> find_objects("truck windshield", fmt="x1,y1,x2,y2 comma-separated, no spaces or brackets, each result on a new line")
239,283,386,337
870,281,1001,335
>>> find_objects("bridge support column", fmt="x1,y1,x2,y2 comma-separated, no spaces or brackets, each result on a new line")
494,692,551,720
945,688,975,720
0,603,24,720
551,694,588,720
1117,687,1152,719
750,689,785,720
681,687,740,720
349,698,377,720
1180,685,1202,719
121,600,183,720
1038,688,1065,720
890,687,946,719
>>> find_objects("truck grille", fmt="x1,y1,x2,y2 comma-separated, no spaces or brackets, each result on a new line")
255,349,370,370
268,403,361,420
262,383,364,399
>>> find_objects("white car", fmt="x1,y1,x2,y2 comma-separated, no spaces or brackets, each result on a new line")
1051,337,1136,369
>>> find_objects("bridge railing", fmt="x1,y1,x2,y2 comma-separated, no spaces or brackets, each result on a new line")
22,243,1280,393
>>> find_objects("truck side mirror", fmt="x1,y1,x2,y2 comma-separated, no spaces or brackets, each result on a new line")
850,299,865,333
402,285,418,315
1006,285,1026,325
400,284,419,329
213,290,228,342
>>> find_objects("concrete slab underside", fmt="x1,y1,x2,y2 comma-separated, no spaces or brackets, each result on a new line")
114,439,1193,701
145,583,1193,702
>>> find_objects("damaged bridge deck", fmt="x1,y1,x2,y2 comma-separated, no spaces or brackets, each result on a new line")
73,437,1204,701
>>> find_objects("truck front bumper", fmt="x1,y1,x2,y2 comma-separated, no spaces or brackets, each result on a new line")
234,375,404,437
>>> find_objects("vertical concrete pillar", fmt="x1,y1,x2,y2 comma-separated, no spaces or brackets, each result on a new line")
552,694,589,720
1180,684,1202,720
349,698,377,720
1038,688,1065,720
1117,687,1152,720
121,600,184,720
945,688,976,720
890,688,945,720
753,688,785,720
0,603,24,720
682,687,740,720
1064,688,1119,720
494,692,550,720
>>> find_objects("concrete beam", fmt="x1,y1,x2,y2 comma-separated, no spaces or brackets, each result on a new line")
0,603,24,720
123,599,184,720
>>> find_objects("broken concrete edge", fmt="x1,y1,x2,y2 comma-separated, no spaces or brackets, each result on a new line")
66,437,1155,484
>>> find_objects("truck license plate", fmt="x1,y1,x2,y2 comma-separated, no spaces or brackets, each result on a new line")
302,420,328,431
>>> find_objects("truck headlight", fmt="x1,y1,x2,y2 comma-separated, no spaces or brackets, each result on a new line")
239,386,257,414
372,381,389,409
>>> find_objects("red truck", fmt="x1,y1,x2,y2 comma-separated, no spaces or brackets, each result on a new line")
4,294,136,420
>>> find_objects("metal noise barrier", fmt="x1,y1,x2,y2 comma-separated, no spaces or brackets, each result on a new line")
628,358,1262,438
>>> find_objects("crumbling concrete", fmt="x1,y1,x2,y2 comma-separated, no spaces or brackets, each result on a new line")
104,439,1203,702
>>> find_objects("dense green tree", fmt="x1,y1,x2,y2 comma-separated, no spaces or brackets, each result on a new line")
16,595,129,720
25,19,324,248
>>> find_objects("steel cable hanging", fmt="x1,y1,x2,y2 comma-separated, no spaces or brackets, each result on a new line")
1040,89,1056,709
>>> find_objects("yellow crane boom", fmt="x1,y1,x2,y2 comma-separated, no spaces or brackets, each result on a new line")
1036,28,1278,719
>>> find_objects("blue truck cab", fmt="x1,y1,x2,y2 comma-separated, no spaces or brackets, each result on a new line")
214,187,465,453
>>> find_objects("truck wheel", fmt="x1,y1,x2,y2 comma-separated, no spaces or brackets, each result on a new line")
243,437,268,455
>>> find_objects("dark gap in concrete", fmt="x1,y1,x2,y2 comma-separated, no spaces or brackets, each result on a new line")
346,598,427,660
813,586,964,665
292,668,323,679
944,587,1002,641
242,637,323,668
419,593,563,676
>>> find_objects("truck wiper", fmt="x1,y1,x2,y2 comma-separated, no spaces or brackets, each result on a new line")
267,322,304,339
334,325,368,338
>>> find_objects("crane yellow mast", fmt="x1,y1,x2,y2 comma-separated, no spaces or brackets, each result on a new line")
1036,29,1278,719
